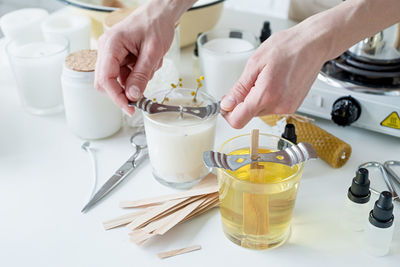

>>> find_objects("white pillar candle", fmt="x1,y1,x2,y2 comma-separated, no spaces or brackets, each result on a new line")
0,8,48,42
6,37,68,115
41,13,91,53
198,29,259,100
143,89,217,189
61,50,122,139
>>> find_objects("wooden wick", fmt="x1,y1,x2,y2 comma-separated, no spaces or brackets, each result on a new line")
157,245,202,259
242,129,269,236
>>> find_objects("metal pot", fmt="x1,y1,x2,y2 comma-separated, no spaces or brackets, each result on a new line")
348,23,400,64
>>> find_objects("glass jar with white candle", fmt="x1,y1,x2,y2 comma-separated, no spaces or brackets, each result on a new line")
41,13,91,53
0,8,49,42
61,49,122,139
6,35,69,115
197,29,259,100
143,88,218,189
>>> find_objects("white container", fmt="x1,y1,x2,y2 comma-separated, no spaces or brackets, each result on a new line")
6,36,68,115
365,220,394,256
61,50,122,139
0,8,48,42
41,13,91,53
143,88,217,189
343,197,370,231
198,29,259,100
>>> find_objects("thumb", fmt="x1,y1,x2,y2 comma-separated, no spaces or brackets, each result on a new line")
220,59,259,112
125,48,158,101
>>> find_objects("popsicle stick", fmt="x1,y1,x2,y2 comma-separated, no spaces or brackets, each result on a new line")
103,209,147,230
155,197,206,235
243,129,270,235
135,195,206,229
126,197,189,230
182,198,219,223
130,197,207,244
157,245,202,259
120,185,218,208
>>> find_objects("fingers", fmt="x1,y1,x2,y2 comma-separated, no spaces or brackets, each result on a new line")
222,88,260,129
125,44,160,101
95,47,134,115
220,57,260,112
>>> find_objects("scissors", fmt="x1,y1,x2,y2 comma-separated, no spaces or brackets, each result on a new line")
81,132,148,213
358,161,400,202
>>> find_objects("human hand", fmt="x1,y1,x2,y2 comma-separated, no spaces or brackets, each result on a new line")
94,1,177,115
220,27,329,129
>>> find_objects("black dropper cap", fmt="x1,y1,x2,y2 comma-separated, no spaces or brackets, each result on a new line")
369,191,394,228
278,124,297,150
347,168,371,204
260,21,271,43
193,32,203,57
282,124,297,145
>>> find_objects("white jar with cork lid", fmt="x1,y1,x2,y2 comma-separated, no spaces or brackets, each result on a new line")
61,49,122,139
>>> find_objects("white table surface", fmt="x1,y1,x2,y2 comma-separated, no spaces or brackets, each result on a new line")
1,7,400,267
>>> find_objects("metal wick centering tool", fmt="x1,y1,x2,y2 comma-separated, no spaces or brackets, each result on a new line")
128,96,220,119
203,142,318,171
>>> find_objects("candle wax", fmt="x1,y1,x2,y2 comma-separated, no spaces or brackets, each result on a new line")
8,42,67,112
200,37,255,100
144,97,216,184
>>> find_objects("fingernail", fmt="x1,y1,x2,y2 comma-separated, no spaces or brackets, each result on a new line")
122,107,133,117
221,95,236,110
128,85,141,100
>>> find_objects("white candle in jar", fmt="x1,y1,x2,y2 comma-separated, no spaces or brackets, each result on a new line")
0,8,48,42
41,13,91,53
198,30,258,100
7,37,68,115
61,50,122,139
143,89,217,188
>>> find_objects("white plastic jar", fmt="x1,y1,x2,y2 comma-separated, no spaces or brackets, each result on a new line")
61,49,122,139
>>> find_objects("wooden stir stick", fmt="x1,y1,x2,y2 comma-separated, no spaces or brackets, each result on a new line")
242,129,270,236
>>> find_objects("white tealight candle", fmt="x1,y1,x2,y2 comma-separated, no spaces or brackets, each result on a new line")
143,89,217,189
41,13,91,53
7,37,68,115
198,29,259,100
0,8,48,42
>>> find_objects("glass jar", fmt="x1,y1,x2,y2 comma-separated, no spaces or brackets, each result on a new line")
217,133,304,250
143,88,217,189
7,35,68,115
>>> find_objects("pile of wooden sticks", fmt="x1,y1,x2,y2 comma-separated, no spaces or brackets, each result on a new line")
103,173,219,245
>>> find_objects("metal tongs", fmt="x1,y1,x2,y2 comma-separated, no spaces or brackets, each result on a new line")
203,142,318,171
128,96,220,119
359,161,400,201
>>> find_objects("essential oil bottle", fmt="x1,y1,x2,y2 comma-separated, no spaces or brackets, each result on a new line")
365,191,395,256
343,168,371,231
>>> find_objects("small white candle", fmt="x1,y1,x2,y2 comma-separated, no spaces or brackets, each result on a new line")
7,38,68,115
198,30,258,100
0,8,48,42
143,89,217,188
41,13,91,53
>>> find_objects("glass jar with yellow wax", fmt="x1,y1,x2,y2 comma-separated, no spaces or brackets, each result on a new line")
217,133,304,250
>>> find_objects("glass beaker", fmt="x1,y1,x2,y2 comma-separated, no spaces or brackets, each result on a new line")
143,88,217,189
217,133,304,250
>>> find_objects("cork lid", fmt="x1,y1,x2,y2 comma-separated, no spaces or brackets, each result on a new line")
65,49,97,72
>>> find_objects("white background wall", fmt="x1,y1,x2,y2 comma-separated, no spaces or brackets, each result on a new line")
225,0,290,18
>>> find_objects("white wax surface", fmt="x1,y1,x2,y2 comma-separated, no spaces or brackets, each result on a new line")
42,14,91,52
203,38,254,53
144,97,217,183
200,37,255,100
0,8,48,42
8,42,67,113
